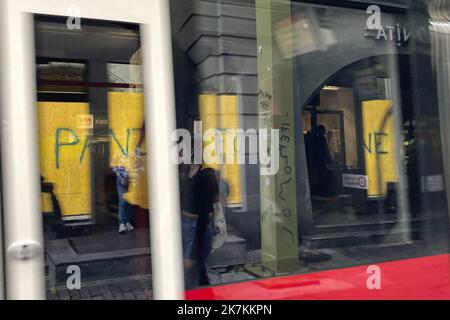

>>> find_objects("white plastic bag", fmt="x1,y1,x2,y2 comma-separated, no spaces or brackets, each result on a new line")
211,200,227,252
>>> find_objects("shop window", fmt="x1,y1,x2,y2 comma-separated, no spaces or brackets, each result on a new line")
35,16,152,300
170,0,450,293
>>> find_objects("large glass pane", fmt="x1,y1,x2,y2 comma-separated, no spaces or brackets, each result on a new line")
170,0,450,293
35,16,152,300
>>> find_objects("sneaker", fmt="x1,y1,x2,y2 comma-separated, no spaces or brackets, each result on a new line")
125,223,135,231
119,224,126,234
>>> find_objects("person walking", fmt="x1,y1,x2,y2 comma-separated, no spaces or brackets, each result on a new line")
112,166,135,233
181,162,219,288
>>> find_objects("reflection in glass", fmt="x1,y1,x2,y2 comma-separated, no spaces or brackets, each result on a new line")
171,0,450,291
35,16,152,300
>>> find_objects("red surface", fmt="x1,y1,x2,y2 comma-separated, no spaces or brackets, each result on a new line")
185,254,450,300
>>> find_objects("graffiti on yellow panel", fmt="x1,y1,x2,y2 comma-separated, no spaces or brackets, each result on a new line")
108,92,149,209
199,94,242,205
362,100,398,197
38,102,92,216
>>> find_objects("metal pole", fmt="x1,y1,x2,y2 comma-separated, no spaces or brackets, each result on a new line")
142,0,184,299
0,1,46,299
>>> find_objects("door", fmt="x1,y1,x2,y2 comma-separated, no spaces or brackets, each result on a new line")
0,0,183,300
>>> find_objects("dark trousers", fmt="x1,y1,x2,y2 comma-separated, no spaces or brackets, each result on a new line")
182,216,213,289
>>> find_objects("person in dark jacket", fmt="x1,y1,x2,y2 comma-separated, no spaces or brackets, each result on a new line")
180,162,219,288
41,176,62,240
306,125,333,196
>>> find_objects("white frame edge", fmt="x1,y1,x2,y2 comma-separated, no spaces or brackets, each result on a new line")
0,0,183,300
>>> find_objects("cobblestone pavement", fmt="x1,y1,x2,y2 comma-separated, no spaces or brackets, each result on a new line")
45,269,256,300
46,275,153,300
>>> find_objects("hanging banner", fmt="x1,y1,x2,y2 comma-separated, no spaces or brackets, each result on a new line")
108,91,149,209
38,102,92,218
362,100,398,197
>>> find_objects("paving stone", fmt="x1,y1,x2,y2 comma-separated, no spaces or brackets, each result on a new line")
47,291,58,300
119,282,132,293
207,271,223,285
99,285,114,300
144,289,153,300
69,289,81,297
221,271,255,283
137,279,151,291
88,287,102,298
71,293,81,300
134,292,146,300
47,286,59,300
123,292,136,300
128,281,142,292
113,292,125,300
58,288,70,300
109,285,125,300
80,288,91,299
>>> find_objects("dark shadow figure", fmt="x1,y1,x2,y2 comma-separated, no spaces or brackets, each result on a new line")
41,176,63,240
305,125,333,196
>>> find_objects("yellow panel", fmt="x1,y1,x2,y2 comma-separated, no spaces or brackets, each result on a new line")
199,95,219,172
362,100,398,197
38,102,92,216
199,94,242,205
108,92,149,209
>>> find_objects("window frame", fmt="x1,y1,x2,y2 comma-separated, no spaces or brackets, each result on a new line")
0,0,183,300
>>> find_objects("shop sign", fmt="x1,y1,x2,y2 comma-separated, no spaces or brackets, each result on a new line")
342,173,368,190
364,24,411,46
365,5,410,46
77,114,93,129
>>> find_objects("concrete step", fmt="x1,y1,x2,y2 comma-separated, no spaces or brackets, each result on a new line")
45,228,152,287
313,218,424,235
302,228,420,249
207,235,247,268
45,229,247,286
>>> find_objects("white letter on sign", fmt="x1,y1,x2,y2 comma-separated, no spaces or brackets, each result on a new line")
366,5,381,30
366,265,381,290
66,265,81,290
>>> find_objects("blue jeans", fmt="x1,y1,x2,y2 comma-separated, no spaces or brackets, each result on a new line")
181,216,212,288
117,184,133,225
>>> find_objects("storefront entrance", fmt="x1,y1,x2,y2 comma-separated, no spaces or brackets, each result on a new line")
301,56,412,229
